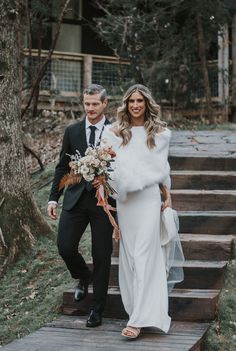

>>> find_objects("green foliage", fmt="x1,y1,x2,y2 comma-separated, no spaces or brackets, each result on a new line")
94,0,231,105
205,241,236,351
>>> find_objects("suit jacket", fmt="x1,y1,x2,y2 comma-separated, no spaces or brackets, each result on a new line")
49,117,111,210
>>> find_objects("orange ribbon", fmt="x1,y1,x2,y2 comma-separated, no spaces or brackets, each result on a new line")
96,185,120,242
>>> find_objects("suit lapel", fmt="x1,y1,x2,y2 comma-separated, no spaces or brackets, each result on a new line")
104,118,111,126
77,119,87,156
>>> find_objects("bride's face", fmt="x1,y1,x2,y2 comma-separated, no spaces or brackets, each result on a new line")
128,91,146,125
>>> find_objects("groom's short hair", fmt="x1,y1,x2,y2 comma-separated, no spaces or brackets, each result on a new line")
83,84,107,102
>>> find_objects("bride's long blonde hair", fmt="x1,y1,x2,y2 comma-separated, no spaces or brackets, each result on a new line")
115,84,166,149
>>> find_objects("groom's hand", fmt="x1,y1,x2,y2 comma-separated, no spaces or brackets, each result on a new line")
47,203,58,220
92,178,102,189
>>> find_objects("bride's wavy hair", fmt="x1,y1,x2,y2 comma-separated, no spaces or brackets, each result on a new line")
115,84,166,149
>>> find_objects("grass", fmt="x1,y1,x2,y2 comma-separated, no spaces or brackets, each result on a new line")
0,236,70,345
0,165,91,346
1,164,236,348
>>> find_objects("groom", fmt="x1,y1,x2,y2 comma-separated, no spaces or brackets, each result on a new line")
47,84,114,327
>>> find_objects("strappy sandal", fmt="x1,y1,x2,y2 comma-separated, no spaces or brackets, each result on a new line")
121,326,141,339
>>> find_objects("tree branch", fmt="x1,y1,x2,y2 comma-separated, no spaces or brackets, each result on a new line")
23,143,44,171
21,0,70,118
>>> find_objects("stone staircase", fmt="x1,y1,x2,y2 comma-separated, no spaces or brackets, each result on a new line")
59,155,236,350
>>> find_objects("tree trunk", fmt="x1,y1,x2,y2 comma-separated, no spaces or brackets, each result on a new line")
32,17,43,118
197,14,214,123
231,13,236,122
0,0,52,275
218,25,229,123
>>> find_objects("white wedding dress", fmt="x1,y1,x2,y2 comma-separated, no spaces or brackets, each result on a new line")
102,126,183,333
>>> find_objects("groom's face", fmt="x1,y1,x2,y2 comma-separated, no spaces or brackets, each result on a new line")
83,93,108,124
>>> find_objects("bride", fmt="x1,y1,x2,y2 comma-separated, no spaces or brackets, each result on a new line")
95,84,182,338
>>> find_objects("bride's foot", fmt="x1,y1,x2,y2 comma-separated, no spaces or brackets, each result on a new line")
121,326,141,339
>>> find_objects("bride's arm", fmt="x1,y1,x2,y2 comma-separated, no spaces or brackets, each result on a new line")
160,183,172,211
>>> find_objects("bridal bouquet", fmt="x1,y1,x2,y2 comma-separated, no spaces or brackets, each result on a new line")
59,146,116,194
59,146,120,241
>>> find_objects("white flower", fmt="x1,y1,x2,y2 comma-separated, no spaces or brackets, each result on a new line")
85,147,93,155
84,174,94,181
102,153,112,161
93,159,100,167
80,165,90,174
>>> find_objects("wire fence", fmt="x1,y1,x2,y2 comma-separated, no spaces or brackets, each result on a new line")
23,50,226,106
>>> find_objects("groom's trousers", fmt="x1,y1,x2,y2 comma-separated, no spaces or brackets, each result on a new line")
57,188,114,312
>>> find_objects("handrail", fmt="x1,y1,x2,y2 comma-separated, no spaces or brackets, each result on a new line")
23,49,130,65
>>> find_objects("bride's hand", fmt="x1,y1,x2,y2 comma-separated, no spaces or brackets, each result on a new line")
161,196,172,211
160,184,172,211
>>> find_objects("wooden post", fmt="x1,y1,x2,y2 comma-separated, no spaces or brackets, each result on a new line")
218,24,229,122
197,14,214,123
83,55,92,88
232,13,236,123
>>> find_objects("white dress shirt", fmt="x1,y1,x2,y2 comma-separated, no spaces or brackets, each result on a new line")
85,115,106,146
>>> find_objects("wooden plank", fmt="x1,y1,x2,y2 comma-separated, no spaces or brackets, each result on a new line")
180,234,234,260
47,316,209,336
171,170,236,190
90,258,227,289
0,330,203,351
62,288,219,321
23,48,130,64
177,260,226,289
111,212,236,237
178,211,236,234
112,234,234,260
1,318,210,351
171,190,236,211
169,156,236,171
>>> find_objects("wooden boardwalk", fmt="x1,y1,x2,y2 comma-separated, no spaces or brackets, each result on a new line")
2,130,236,351
1,316,209,351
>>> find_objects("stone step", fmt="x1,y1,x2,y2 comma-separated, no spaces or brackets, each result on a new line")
45,316,210,351
176,260,227,289
178,211,236,234
169,156,236,171
88,259,227,290
171,190,236,211
171,170,236,190
112,234,234,260
62,288,219,322
180,234,234,260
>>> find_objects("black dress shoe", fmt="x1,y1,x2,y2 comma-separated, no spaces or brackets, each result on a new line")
74,277,90,302
86,309,102,327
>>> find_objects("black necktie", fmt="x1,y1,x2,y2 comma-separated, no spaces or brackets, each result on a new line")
89,126,96,147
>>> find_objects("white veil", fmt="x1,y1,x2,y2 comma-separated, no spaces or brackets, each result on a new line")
160,207,185,293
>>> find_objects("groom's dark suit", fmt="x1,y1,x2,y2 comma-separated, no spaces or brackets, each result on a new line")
49,117,114,312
